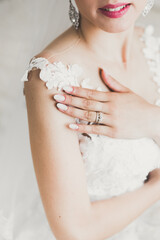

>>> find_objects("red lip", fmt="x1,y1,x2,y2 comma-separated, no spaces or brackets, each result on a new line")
100,2,130,9
99,3,131,19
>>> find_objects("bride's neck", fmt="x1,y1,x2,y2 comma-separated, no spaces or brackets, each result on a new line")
78,17,135,64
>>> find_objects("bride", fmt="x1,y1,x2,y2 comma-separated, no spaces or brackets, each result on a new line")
21,0,160,239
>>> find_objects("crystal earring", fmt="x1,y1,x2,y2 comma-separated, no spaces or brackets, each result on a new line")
142,0,154,17
69,0,80,30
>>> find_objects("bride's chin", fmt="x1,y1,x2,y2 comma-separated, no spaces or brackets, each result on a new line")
95,17,135,33
94,8,135,33
100,24,133,33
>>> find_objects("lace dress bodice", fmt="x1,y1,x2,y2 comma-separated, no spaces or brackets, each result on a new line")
21,24,160,240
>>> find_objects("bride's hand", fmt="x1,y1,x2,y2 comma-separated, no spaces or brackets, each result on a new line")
53,69,156,139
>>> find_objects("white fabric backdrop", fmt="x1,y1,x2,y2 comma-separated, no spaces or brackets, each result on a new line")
0,1,159,239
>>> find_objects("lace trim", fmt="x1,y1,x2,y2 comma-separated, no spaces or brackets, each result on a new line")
20,56,99,139
140,25,160,106
21,56,95,92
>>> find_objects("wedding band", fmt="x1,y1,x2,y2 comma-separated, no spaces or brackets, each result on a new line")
95,112,103,124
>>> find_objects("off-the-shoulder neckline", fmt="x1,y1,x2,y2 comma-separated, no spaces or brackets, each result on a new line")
22,24,160,106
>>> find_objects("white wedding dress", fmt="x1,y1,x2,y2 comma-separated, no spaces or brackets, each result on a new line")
18,24,160,240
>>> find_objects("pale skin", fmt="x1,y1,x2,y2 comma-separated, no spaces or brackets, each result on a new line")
24,0,160,239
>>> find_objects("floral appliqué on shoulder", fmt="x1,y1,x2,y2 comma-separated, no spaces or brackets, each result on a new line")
21,56,94,92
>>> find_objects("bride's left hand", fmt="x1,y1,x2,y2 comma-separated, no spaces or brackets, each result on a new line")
53,69,157,139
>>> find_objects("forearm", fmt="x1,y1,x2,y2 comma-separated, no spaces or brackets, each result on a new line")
78,181,160,240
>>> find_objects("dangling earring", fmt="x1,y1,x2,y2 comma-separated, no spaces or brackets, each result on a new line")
142,0,154,17
69,0,80,30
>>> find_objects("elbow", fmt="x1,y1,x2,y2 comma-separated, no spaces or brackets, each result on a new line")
52,227,85,240
50,224,86,240
50,214,92,240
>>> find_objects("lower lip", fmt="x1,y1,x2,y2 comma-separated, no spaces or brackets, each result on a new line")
99,4,131,18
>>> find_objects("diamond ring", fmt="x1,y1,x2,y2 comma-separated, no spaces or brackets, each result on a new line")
95,112,103,124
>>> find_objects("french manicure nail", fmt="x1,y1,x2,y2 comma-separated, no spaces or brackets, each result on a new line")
63,86,73,93
54,94,65,102
57,103,68,111
69,124,79,130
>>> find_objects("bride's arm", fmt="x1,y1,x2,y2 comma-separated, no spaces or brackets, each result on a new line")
24,69,160,240
90,177,160,240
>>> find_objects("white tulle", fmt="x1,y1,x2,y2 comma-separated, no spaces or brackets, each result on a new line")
19,24,160,239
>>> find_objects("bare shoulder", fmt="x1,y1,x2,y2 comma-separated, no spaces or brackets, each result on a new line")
23,27,81,94
35,26,81,63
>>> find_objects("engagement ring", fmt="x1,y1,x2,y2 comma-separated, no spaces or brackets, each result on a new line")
95,112,103,124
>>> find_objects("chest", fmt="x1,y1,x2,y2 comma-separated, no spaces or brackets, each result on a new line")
80,53,159,106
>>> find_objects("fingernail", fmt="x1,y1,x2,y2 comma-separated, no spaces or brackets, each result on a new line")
63,86,73,93
69,124,79,130
57,103,68,111
99,68,106,77
54,94,65,102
